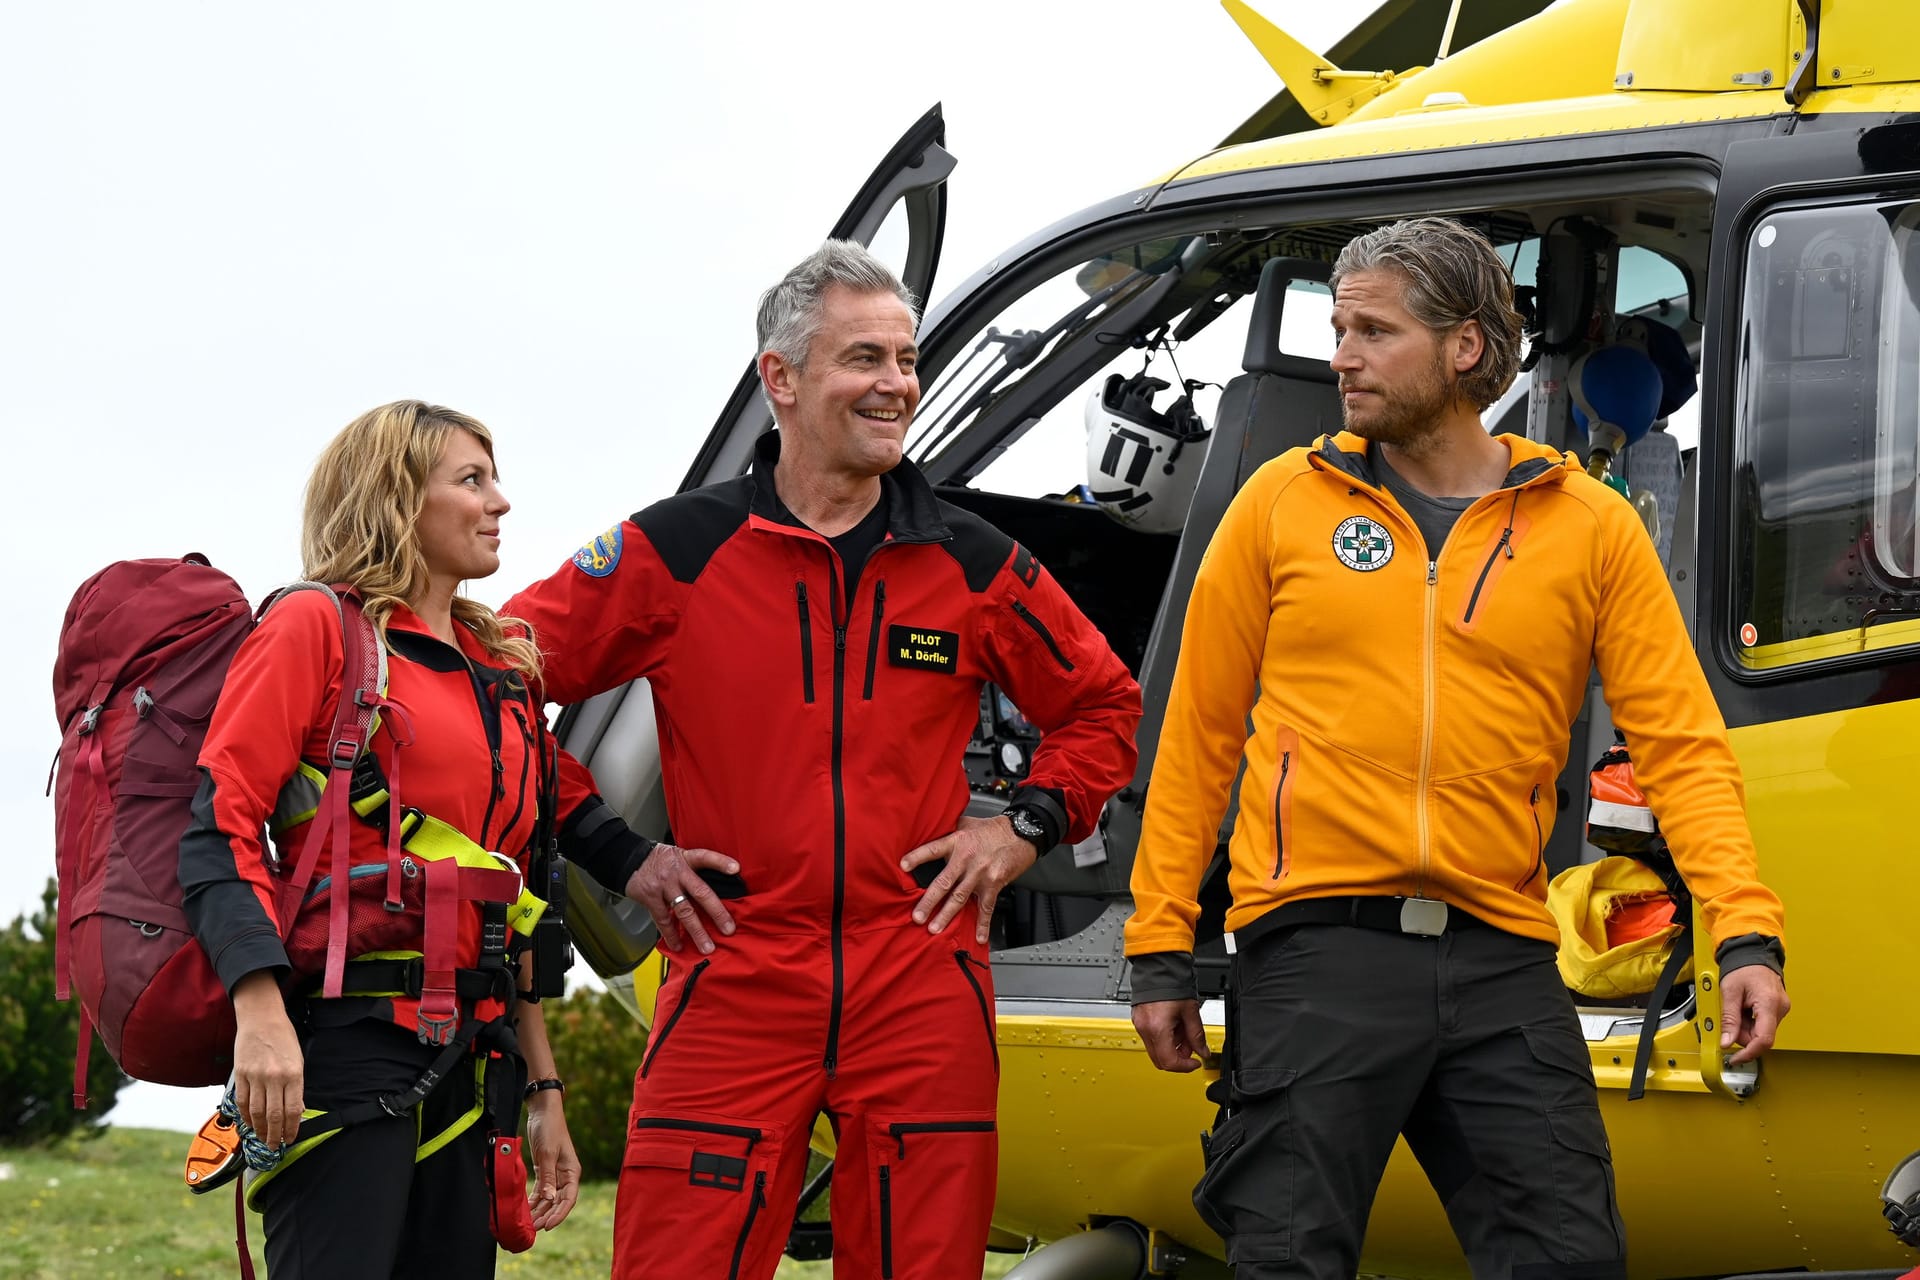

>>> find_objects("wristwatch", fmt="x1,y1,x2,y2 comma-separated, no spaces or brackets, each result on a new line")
1005,805,1051,853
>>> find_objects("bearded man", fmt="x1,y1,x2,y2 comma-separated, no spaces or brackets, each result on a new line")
1123,217,1790,1278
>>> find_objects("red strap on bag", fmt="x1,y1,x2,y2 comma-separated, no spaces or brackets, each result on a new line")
417,856,461,1045
487,1131,538,1253
276,588,381,998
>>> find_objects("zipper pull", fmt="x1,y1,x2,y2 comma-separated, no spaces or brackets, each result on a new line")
1427,561,1438,585
835,627,847,652
1499,528,1515,559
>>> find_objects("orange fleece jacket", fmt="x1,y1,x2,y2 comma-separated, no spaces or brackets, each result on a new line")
1125,432,1786,957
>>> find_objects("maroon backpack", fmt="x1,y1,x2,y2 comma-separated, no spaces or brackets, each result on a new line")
50,555,376,1104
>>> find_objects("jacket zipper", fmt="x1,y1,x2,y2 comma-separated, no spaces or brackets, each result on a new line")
879,1164,894,1278
1415,559,1438,898
952,951,999,1073
727,1169,768,1280
1517,784,1545,892
303,861,387,904
457,655,506,848
795,581,815,704
1461,492,1522,625
639,957,709,1078
825,556,848,1078
490,703,534,853
1010,601,1074,672
1270,750,1292,881
862,581,887,700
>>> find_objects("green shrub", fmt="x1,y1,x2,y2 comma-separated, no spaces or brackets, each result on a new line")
539,984,648,1181
0,880,128,1144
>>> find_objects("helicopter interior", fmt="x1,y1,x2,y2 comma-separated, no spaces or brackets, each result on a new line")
927,188,1715,1034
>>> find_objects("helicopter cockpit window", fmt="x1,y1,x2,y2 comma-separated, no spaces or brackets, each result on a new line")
911,238,1329,500
1731,199,1920,670
906,237,1195,488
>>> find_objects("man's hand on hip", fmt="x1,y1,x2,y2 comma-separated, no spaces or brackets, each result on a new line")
625,843,738,956
1132,999,1210,1073
901,815,1037,944
1720,963,1791,1065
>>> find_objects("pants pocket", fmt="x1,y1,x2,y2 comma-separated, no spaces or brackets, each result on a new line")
867,1112,997,1279
618,1112,782,1280
1521,1023,1626,1263
1545,1104,1626,1261
952,950,998,1077
1192,1066,1296,1261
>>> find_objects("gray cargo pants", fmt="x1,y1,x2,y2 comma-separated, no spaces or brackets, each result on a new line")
1194,916,1628,1279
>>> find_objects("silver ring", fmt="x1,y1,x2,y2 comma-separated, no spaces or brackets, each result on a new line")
669,894,689,907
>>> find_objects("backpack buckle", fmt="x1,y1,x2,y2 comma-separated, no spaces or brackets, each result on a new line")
416,993,459,1047
79,704,103,736
329,734,362,771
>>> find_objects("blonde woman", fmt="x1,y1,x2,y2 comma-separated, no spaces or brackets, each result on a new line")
180,401,653,1276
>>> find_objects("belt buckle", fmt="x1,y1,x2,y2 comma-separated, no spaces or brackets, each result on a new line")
1399,897,1448,936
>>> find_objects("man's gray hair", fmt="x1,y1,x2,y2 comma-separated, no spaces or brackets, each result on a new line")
756,240,921,414
1330,217,1524,411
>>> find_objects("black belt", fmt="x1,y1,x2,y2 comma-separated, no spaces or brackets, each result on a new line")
1231,895,1491,953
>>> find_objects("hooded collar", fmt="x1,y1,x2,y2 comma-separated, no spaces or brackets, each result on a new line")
748,429,951,545
1309,430,1573,495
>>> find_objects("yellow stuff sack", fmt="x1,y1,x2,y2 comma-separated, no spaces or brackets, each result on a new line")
1549,855,1693,1000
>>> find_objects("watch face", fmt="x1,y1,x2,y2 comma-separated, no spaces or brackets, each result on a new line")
1009,809,1043,840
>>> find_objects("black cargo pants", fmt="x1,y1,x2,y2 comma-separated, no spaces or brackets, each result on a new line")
1194,914,1627,1279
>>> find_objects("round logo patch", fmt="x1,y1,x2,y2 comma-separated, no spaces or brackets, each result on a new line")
1332,516,1394,572
571,524,623,578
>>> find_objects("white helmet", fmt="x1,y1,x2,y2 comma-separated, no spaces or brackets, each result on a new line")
1083,372,1210,535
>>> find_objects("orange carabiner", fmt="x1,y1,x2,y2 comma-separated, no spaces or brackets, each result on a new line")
184,1107,246,1195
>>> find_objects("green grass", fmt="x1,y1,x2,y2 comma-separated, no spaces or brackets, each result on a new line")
0,1129,1020,1278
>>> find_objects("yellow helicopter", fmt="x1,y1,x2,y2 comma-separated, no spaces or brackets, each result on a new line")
556,0,1920,1274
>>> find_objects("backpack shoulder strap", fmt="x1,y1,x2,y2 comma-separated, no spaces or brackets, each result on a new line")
268,583,384,998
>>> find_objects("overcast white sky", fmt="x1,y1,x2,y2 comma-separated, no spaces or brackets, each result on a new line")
5,1,1376,1129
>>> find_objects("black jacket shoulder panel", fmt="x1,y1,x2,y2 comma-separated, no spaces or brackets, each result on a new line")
933,499,1016,594
631,476,754,585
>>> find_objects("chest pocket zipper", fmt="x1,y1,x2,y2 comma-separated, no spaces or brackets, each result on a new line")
795,582,815,705
863,582,887,700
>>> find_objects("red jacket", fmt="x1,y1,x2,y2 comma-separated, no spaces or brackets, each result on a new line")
507,434,1142,938
180,592,643,1030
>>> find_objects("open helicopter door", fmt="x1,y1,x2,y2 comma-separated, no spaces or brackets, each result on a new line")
555,105,955,982
1675,118,1920,1100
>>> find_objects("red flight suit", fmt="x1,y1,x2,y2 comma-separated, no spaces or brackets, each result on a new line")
507,433,1140,1279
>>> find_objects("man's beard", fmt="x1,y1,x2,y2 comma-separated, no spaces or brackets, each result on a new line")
1341,348,1455,451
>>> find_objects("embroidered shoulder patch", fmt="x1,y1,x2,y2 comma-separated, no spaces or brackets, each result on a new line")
889,625,959,673
1332,516,1394,572
572,524,623,578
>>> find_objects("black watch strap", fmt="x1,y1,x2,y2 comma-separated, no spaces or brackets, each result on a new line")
1006,786,1067,852
1006,805,1049,853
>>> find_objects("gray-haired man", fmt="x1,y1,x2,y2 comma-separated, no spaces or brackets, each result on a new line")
508,240,1141,1279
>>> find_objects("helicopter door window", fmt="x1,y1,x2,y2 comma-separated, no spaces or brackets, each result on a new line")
1731,199,1920,671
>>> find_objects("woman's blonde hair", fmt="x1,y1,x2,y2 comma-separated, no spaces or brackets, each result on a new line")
301,400,540,678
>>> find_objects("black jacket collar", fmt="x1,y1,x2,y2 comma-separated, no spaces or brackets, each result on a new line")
748,429,950,545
